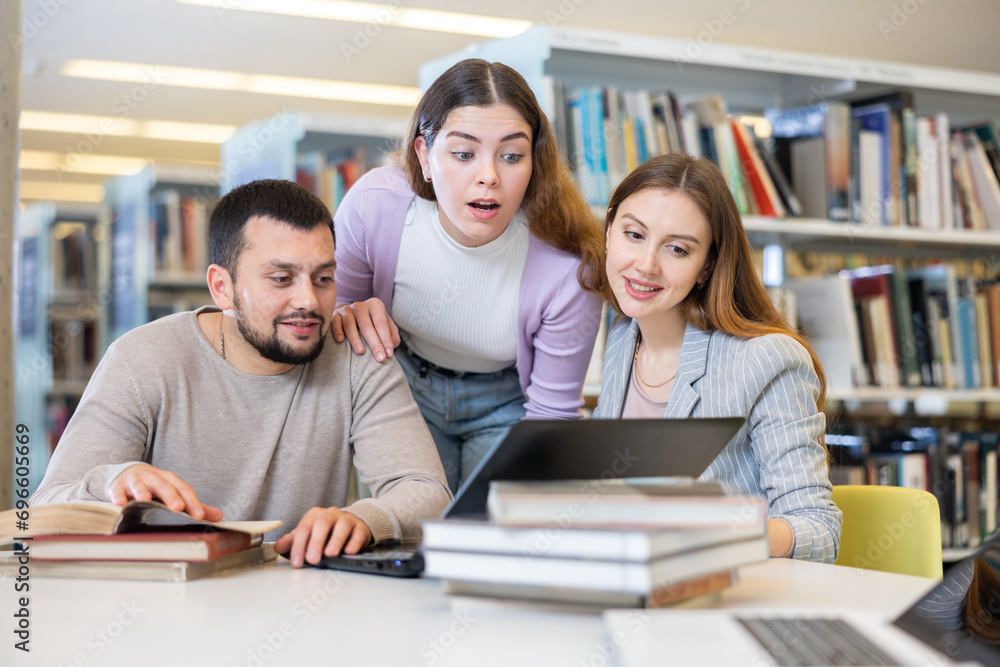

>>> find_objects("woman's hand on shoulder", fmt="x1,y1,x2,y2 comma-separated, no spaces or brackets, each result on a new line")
332,298,400,362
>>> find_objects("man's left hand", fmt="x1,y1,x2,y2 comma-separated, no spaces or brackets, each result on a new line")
274,506,373,568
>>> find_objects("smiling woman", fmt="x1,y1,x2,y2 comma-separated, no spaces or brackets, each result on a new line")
331,58,605,493
592,153,841,563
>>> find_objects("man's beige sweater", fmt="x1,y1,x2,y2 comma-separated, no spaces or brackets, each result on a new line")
32,308,452,543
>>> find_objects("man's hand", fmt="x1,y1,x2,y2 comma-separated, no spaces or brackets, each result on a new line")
107,463,223,522
331,298,400,363
274,506,373,568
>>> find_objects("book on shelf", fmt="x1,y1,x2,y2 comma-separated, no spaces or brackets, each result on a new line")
848,267,901,389
849,102,892,225
442,569,737,610
784,273,866,389
962,120,1000,183
1,500,282,545
424,535,768,594
826,434,869,486
29,526,261,562
0,544,277,582
832,426,1000,551
148,190,212,280
486,479,766,528
766,101,851,221
730,120,784,217
848,91,917,227
909,264,963,388
51,221,98,293
422,518,764,562
752,134,803,217
961,131,1000,231
985,282,1000,387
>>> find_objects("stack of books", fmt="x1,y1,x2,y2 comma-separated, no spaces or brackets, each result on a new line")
0,500,281,581
423,478,769,609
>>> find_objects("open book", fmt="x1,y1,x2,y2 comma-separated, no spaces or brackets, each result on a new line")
1,500,282,545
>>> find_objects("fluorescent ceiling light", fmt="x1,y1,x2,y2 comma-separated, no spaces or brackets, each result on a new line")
20,181,105,203
61,60,421,107
176,0,531,38
20,150,149,176
20,111,237,143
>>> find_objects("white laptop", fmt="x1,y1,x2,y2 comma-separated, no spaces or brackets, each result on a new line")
603,533,1000,666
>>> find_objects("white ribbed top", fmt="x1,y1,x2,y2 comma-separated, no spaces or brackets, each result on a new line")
393,197,528,373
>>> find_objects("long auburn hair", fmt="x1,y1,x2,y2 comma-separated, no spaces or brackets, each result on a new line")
598,153,827,407
400,58,603,292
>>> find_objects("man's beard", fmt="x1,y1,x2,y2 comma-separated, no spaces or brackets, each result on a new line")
231,292,326,365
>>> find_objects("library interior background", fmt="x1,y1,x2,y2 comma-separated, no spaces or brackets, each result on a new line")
5,0,1000,560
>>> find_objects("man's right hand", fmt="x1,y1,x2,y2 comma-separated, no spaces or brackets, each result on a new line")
331,298,400,363
107,464,223,522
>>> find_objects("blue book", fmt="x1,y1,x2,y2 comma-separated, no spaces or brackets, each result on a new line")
956,296,981,389
587,87,608,204
850,103,892,225
577,88,598,206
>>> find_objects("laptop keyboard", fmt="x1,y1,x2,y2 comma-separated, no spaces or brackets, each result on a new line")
738,617,901,666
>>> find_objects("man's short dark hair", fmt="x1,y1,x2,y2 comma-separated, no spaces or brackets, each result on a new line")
209,179,335,278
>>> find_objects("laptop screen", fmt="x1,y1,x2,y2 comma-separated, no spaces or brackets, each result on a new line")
893,533,1000,664
442,417,745,519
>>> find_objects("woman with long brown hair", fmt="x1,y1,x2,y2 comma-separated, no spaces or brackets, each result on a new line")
593,152,841,562
332,59,604,493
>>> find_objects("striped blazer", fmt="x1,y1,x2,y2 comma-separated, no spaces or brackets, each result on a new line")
593,317,842,563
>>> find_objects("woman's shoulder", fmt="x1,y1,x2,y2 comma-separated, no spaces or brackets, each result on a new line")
352,164,412,194
709,329,811,364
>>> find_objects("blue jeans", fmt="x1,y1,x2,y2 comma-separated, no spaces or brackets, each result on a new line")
396,345,526,494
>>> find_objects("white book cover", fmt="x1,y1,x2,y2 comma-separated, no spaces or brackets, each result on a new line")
785,274,867,388
936,112,955,230
858,129,884,225
680,111,701,158
424,536,768,594
915,117,941,229
985,449,998,536
898,452,928,491
421,519,764,562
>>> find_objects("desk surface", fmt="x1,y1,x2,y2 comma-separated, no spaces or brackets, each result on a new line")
1,557,935,667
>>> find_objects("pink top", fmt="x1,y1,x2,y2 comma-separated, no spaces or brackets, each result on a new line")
333,166,603,420
621,360,671,419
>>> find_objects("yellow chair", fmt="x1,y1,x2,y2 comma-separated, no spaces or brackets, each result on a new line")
832,485,943,580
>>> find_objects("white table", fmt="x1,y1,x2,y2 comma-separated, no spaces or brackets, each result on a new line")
0,557,936,667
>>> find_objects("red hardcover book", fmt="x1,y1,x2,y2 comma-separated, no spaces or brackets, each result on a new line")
29,527,259,563
730,120,779,216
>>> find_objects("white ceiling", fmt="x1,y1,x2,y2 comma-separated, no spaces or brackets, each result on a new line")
16,0,1000,202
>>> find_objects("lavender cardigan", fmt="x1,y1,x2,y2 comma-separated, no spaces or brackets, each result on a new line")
333,166,603,420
